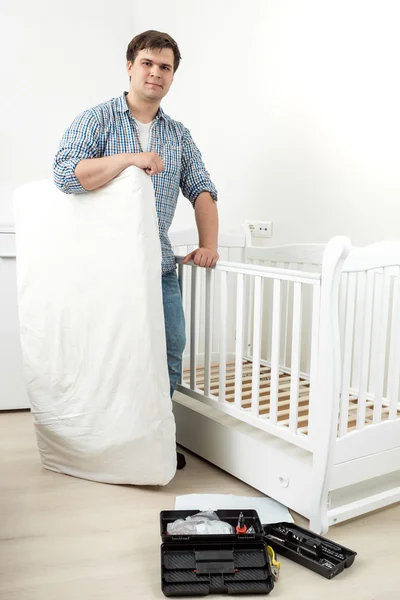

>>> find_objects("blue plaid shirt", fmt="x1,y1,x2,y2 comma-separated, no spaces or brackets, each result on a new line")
53,92,218,274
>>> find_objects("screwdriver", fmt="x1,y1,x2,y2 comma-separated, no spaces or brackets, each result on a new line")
236,512,247,534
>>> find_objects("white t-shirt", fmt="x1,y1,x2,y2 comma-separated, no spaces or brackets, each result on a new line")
136,120,153,152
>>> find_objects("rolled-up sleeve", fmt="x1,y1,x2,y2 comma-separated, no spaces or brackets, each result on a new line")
53,110,101,194
180,128,218,206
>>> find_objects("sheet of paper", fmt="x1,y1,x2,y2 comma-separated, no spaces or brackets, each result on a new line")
175,493,294,524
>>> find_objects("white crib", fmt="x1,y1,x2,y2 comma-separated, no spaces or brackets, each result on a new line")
169,227,400,534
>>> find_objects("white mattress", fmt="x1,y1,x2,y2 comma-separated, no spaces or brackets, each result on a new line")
13,166,176,485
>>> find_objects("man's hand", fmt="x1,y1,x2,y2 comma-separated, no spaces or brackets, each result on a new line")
183,247,219,268
131,152,164,175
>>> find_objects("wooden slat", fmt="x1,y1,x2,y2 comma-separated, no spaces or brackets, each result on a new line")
183,360,248,376
233,386,311,408
226,387,311,406
247,396,309,418
182,358,400,431
190,364,270,386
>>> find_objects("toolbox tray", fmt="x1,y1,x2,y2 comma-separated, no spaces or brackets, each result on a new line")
263,522,357,579
160,510,274,596
160,509,265,542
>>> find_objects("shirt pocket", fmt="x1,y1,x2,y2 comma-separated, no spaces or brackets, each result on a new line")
161,143,182,177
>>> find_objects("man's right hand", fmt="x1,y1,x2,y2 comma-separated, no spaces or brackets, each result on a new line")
131,152,164,175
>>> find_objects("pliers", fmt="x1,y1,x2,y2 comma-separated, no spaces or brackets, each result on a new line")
267,545,281,581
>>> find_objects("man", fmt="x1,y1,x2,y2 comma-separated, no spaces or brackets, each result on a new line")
53,30,219,471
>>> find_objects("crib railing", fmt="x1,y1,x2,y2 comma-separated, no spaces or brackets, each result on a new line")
244,244,323,378
243,244,400,436
174,233,400,457
176,256,322,451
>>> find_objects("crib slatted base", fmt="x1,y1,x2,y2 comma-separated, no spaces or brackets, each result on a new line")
182,360,400,434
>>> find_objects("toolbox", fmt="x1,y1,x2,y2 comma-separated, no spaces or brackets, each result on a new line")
160,509,275,596
263,522,357,579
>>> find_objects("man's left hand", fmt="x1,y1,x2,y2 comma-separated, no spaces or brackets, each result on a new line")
182,247,219,268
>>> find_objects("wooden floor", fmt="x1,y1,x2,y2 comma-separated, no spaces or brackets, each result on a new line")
1,411,399,599
183,360,400,433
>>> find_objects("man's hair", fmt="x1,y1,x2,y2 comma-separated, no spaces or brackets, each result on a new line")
126,30,181,72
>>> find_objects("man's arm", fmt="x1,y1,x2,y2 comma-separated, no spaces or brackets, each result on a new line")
183,192,219,268
74,154,134,191
53,110,164,194
75,152,164,191
180,128,219,268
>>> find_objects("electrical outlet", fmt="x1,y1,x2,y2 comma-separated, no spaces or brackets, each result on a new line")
246,221,273,238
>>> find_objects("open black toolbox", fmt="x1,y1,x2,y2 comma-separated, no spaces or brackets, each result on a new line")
263,522,357,579
160,509,274,596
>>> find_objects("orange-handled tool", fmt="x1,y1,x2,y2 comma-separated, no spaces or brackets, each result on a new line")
236,512,247,534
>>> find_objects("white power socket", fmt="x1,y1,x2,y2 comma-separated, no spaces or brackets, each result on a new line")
245,221,273,238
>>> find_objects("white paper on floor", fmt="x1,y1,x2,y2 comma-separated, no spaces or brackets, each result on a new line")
175,494,294,525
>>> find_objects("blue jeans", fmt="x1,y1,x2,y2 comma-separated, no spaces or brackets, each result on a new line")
162,269,186,398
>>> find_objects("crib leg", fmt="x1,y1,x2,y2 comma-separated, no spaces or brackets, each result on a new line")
309,507,329,535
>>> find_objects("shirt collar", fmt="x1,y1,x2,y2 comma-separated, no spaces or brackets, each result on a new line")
117,92,166,121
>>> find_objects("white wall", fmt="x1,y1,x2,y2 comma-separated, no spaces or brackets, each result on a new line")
1,0,399,247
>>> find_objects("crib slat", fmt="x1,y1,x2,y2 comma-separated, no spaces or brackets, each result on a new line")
350,273,362,389
369,271,381,399
204,269,213,396
177,263,184,384
251,276,263,415
283,263,290,367
339,273,356,437
307,284,321,434
373,269,391,423
289,282,302,433
178,263,183,293
387,268,400,420
356,270,374,429
196,267,204,356
218,270,228,402
246,262,255,357
190,267,197,390
263,277,273,368
234,274,244,408
339,273,348,350
184,259,191,371
269,279,281,425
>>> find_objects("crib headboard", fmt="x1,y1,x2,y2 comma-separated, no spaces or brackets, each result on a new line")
245,244,326,269
337,241,400,434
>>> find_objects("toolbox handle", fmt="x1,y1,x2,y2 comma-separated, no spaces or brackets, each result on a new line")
194,549,235,575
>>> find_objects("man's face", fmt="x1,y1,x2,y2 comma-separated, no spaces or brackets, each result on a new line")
127,48,175,102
